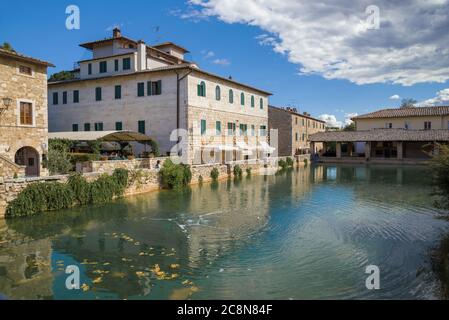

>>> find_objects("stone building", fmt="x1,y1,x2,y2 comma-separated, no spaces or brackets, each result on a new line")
310,106,449,164
0,48,53,178
268,106,326,156
48,28,271,164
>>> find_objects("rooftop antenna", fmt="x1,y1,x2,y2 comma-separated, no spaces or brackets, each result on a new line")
152,26,162,43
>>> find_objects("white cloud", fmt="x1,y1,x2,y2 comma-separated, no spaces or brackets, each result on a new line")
344,113,358,125
419,88,449,106
203,50,215,59
212,58,230,66
185,0,449,85
319,114,343,128
389,94,401,100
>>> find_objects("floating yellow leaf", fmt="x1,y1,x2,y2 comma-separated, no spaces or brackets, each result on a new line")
190,286,200,293
122,258,132,262
135,271,145,278
81,283,90,292
170,264,180,269
92,277,102,284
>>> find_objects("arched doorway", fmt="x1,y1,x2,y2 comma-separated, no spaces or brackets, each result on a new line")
15,147,40,177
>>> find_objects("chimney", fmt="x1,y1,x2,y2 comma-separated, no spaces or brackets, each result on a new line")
137,40,147,71
113,27,121,38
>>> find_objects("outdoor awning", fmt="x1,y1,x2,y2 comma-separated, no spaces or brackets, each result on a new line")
48,131,154,142
202,144,238,151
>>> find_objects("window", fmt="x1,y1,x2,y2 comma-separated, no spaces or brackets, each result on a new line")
99,61,107,73
19,65,32,75
62,91,67,104
404,122,410,130
19,102,33,125
424,121,432,130
295,118,298,125
84,123,91,131
302,133,306,141
148,80,162,96
72,124,78,132
251,96,255,108
123,58,131,70
240,93,245,106
302,119,305,126
385,122,392,129
115,85,122,99
229,89,234,104
95,87,102,101
201,119,207,135
114,59,119,72
137,82,145,97
447,121,449,130
115,122,123,131
239,124,247,136
216,121,221,135
94,122,103,131
260,125,267,136
260,98,264,109
88,63,92,75
251,125,255,136
73,90,79,103
138,120,146,134
295,132,298,141
227,122,235,135
53,92,58,105
197,81,206,97
215,86,221,101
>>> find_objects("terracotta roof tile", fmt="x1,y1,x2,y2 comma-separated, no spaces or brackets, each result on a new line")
353,106,449,120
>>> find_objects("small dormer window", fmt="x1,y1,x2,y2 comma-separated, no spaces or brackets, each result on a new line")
19,65,32,75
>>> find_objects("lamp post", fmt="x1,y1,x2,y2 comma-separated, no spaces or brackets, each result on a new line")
0,97,13,117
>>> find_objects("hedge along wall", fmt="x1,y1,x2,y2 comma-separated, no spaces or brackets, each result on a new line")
0,169,161,219
190,164,229,184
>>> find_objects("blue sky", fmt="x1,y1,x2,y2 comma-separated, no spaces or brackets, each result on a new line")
1,0,448,126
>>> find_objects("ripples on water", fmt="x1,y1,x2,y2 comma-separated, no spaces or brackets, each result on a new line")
0,165,448,300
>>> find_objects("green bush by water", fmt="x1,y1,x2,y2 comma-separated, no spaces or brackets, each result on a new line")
233,165,243,178
210,168,219,181
6,169,129,218
286,157,294,167
159,159,192,190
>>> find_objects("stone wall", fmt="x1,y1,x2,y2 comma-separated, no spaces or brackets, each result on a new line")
190,164,229,184
76,157,169,173
0,155,26,181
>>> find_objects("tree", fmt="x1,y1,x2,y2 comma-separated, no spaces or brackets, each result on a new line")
48,70,75,82
0,42,16,52
343,122,356,131
431,144,449,209
400,98,417,108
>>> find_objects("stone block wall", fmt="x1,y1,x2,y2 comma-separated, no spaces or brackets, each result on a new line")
190,164,229,184
0,155,26,180
76,157,169,173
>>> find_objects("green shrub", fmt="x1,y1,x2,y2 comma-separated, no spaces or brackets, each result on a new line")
286,157,294,167
246,168,252,177
46,149,73,175
159,159,192,190
90,174,116,204
233,165,243,178
68,173,91,206
210,168,219,181
113,168,129,191
6,182,74,218
304,158,308,166
69,153,100,165
278,159,288,170
198,175,203,185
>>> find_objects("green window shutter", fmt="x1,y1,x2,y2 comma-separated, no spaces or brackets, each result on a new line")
197,84,201,96
260,98,263,109
53,92,58,105
84,123,91,131
114,59,119,71
251,96,254,108
62,91,67,104
157,80,162,95
115,122,123,131
115,85,121,99
123,58,131,70
137,83,145,97
99,61,107,73
73,90,79,103
201,120,206,135
216,121,221,135
88,63,92,75
138,120,145,134
215,86,221,101
147,81,152,96
72,124,78,132
229,89,233,104
95,87,102,101
241,93,245,106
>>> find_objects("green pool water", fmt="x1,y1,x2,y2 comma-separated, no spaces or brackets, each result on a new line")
0,165,448,300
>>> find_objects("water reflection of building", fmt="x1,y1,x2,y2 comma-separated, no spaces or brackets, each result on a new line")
0,220,54,299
